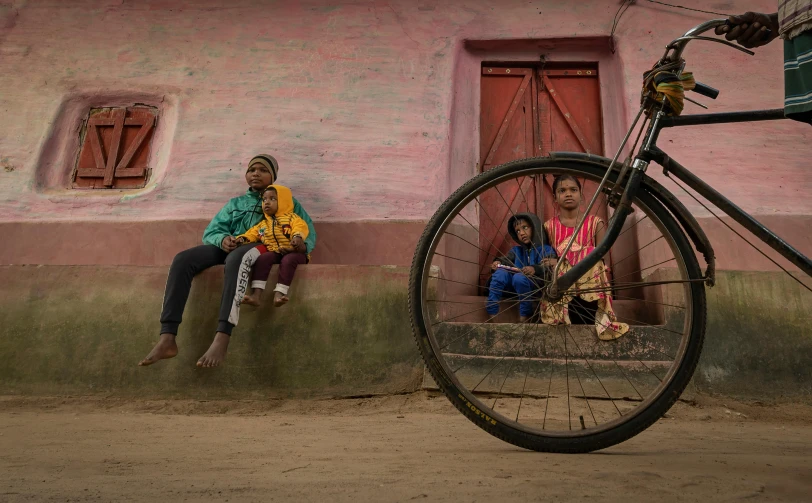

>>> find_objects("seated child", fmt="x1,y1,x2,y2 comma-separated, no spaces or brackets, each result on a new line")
540,175,629,340
235,185,309,307
487,213,557,323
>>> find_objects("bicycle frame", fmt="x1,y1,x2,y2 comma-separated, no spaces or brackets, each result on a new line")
553,107,812,295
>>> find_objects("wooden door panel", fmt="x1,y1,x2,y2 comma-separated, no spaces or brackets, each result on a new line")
479,68,537,282
480,68,535,170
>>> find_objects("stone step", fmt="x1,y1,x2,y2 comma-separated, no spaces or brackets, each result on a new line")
431,322,683,361
434,295,663,325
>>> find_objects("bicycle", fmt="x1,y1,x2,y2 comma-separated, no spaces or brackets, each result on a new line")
408,18,812,453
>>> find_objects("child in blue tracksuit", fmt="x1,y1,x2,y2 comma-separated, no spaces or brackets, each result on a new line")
487,212,557,322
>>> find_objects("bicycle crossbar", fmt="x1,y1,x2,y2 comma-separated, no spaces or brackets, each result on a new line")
660,109,786,128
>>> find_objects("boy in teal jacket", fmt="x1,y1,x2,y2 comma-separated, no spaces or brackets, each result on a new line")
139,154,316,368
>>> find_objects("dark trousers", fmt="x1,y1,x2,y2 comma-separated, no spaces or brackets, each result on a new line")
569,296,599,325
250,250,308,293
159,243,259,336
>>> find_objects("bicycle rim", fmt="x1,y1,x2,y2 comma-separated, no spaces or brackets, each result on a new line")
409,158,706,453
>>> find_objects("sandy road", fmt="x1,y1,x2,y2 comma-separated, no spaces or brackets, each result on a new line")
1,393,811,502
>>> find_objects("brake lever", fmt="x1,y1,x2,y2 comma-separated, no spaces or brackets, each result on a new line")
683,95,708,109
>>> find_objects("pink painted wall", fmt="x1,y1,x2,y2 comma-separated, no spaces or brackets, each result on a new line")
0,0,809,269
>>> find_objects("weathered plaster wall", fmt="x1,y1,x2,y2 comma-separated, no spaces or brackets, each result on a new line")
0,0,809,269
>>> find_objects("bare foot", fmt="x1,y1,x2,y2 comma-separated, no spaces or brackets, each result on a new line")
241,292,261,306
273,291,289,307
196,332,230,368
138,333,178,366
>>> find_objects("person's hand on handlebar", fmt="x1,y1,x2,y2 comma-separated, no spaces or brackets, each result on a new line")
714,12,780,48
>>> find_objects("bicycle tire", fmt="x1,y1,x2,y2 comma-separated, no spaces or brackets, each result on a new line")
409,157,707,453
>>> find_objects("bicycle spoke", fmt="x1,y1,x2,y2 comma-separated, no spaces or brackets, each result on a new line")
561,318,623,416
562,300,662,406
617,214,650,240
611,294,686,310
555,325,597,427
435,297,530,350
444,231,499,258
635,359,664,383
456,211,528,280
613,235,665,267
541,341,556,430
611,258,677,283
471,321,537,393
513,315,547,421
433,252,482,267
473,195,520,262
450,317,536,375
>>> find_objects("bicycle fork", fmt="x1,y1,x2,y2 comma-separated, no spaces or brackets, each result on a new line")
548,108,659,299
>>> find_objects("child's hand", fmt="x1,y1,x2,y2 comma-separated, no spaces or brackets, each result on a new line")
491,260,500,271
290,236,306,253
542,258,557,267
521,266,535,277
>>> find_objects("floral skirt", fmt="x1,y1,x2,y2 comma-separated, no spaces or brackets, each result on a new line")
540,260,629,341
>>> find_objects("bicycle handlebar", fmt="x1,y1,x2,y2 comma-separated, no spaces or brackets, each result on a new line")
666,19,729,62
692,81,719,99
657,18,759,103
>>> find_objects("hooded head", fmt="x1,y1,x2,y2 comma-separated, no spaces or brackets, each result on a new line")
261,184,295,217
507,212,547,249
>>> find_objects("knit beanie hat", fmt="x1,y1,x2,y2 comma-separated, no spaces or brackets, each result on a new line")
248,154,279,181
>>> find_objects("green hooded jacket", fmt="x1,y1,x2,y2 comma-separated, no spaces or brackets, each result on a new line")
202,188,317,253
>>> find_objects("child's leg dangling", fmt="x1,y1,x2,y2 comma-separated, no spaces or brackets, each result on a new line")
273,252,308,307
242,251,282,306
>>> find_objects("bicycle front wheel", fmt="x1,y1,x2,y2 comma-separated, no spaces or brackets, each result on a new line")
409,157,706,453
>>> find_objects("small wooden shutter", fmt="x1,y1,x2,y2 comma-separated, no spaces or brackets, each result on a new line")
73,106,157,189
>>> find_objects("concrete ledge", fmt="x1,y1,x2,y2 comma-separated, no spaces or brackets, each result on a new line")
0,220,426,267
0,265,808,403
0,264,422,399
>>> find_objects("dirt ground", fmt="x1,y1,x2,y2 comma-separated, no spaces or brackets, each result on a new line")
1,392,811,502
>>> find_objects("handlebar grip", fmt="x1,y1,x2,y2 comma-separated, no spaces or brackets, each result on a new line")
692,81,720,100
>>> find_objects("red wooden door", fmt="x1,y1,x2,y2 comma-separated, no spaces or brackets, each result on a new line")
478,65,604,284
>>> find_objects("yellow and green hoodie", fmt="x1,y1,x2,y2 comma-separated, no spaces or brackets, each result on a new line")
237,185,309,255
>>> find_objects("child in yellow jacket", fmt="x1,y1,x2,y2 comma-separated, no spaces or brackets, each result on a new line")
235,185,310,307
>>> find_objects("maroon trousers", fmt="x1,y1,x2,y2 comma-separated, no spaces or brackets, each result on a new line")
250,247,308,294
